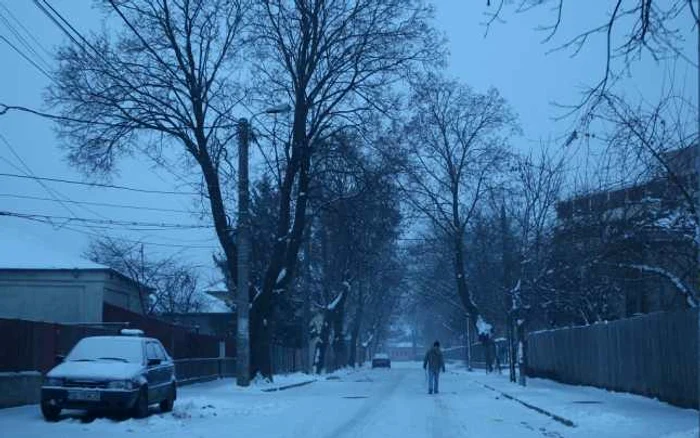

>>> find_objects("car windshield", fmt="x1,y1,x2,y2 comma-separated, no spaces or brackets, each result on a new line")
66,338,143,364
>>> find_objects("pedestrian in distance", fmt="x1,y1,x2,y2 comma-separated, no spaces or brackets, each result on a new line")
423,340,446,394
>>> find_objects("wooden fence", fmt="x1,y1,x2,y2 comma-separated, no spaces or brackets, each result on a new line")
103,304,234,359
527,309,698,408
271,345,303,374
0,309,234,374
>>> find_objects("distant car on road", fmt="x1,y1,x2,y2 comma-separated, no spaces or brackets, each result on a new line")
40,330,176,421
371,353,391,368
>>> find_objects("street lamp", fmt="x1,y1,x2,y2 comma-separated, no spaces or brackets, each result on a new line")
236,104,290,387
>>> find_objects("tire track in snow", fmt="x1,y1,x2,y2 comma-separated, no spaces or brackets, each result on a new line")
322,369,406,438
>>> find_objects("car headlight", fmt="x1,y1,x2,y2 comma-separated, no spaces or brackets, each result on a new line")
44,377,63,387
107,380,135,390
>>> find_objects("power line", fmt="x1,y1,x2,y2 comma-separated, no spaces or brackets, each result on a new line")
0,6,53,71
0,34,54,82
15,219,220,250
0,210,213,229
0,2,53,60
32,0,84,51
0,172,201,196
38,0,98,55
70,229,219,250
0,134,113,222
0,193,199,214
1,134,93,219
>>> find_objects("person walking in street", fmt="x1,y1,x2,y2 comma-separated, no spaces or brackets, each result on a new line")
423,341,446,394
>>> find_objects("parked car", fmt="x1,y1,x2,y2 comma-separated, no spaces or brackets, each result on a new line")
40,330,176,421
371,353,391,368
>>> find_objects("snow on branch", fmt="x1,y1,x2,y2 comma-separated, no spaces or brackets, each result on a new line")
275,268,287,286
327,290,344,311
510,279,522,311
621,263,698,307
476,315,493,337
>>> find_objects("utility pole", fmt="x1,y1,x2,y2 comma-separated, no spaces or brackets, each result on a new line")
234,105,290,386
139,243,147,314
236,118,251,387
696,0,699,426
302,223,312,373
466,315,472,371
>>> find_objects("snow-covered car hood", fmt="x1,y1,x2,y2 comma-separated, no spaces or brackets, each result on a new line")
47,361,143,381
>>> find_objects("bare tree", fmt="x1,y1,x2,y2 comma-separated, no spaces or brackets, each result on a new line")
48,0,246,316
247,0,441,378
86,237,203,315
485,0,698,116
544,86,700,313
304,132,404,373
400,72,518,340
501,146,566,384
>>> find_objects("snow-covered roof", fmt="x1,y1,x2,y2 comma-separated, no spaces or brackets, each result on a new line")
0,225,107,270
198,292,231,313
204,279,228,292
388,342,414,348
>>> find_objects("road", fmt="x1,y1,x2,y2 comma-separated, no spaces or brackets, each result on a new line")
0,362,577,438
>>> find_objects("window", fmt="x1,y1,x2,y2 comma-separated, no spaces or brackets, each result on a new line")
146,343,159,361
154,343,168,361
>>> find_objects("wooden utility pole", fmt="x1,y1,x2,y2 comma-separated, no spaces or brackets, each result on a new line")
695,0,699,426
236,118,251,387
302,224,312,373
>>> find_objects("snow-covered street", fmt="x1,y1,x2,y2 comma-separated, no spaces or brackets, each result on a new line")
0,362,696,438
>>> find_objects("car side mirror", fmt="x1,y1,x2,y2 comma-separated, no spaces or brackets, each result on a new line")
148,358,162,366
55,355,65,365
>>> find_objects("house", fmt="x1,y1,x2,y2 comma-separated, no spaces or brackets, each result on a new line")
159,312,235,337
553,147,696,321
201,281,233,308
0,229,147,323
160,288,234,337
385,342,422,362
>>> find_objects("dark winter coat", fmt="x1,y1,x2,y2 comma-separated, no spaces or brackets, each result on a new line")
423,346,445,373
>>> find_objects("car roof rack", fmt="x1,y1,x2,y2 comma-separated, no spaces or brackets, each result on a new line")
120,328,145,337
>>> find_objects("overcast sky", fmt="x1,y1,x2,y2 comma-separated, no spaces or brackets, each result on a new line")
0,0,697,285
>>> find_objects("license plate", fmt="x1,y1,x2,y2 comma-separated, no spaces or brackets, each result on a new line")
67,390,100,401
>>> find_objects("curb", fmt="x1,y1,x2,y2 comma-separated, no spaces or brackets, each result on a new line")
474,381,576,428
261,379,317,392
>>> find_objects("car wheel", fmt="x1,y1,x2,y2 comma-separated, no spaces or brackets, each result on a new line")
133,387,149,419
41,402,61,422
159,384,176,413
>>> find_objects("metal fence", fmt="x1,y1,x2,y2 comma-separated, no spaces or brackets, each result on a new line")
527,309,698,408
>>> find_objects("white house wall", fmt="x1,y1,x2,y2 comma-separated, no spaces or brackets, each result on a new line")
0,270,103,323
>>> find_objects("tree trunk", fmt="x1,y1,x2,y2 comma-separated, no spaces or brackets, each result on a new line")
516,318,527,386
250,292,272,380
314,310,332,374
332,290,347,370
508,314,517,383
348,282,364,368
453,233,488,344
252,99,312,379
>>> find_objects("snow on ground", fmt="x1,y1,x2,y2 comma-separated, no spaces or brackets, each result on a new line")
462,367,699,438
0,362,696,438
